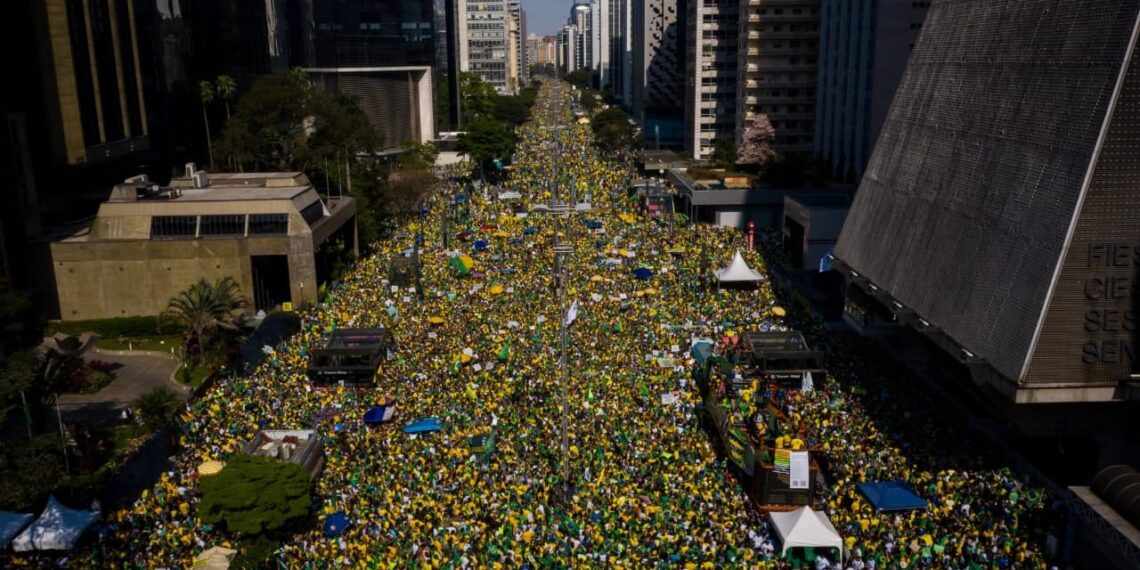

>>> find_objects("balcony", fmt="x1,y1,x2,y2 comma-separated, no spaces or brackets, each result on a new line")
747,30,819,40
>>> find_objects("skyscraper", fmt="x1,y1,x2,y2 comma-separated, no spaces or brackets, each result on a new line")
571,2,593,74
684,0,739,159
632,0,683,120
458,0,522,94
814,0,929,181
559,24,580,74
735,0,822,158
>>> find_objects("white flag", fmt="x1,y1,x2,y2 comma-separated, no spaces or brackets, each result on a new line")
565,300,580,326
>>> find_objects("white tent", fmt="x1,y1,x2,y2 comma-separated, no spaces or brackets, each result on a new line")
193,545,237,569
0,511,34,549
769,506,844,562
714,251,765,283
11,496,99,552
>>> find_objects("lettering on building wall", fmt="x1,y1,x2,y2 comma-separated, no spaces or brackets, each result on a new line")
1081,244,1138,365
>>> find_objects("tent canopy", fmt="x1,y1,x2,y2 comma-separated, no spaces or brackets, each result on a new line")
857,481,929,512
769,506,843,561
0,511,33,549
11,496,99,552
714,251,765,283
193,545,237,570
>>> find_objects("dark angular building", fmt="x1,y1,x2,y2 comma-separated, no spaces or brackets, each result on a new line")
834,0,1140,405
293,0,439,150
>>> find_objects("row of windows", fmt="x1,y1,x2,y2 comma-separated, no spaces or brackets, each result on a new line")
150,214,290,239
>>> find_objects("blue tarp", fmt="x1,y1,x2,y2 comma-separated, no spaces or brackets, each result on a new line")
402,417,442,434
632,268,653,280
323,512,351,537
856,481,928,512
474,240,490,251
363,403,395,425
522,227,539,235
0,511,33,549
585,220,603,230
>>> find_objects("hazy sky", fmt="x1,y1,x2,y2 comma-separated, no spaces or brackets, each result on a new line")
523,0,575,37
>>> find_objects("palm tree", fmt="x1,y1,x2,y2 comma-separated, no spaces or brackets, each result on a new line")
162,277,247,357
199,80,215,166
215,75,237,121
133,387,182,444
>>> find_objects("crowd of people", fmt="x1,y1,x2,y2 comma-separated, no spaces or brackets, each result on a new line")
48,82,1059,569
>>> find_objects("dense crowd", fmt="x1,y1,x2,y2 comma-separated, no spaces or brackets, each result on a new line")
43,82,1057,569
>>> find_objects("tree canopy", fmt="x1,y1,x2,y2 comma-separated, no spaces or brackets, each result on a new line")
737,114,777,167
710,138,738,169
564,69,592,89
161,277,246,355
457,118,515,169
199,455,312,535
592,108,638,152
214,71,379,173
459,72,498,123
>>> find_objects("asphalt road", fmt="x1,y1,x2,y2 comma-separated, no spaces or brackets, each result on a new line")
58,351,189,429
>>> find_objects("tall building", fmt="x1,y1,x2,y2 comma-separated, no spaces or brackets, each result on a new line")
507,1,526,91
571,2,593,74
835,0,1140,405
814,0,929,181
297,0,437,149
457,0,521,94
612,0,633,102
735,0,821,158
559,24,580,74
632,0,683,120
684,0,739,160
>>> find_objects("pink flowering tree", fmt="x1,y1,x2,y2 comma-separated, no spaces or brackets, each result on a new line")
736,114,778,168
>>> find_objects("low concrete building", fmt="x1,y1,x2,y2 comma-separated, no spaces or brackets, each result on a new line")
782,192,851,271
49,167,356,320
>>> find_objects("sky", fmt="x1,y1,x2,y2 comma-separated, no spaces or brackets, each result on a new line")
523,0,575,37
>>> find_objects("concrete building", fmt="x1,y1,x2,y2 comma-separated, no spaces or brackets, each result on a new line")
571,2,594,73
457,0,520,93
632,0,683,120
559,24,580,73
814,0,929,182
684,0,739,160
49,167,356,320
835,0,1140,405
735,0,821,158
605,0,633,100
295,0,438,149
508,1,527,90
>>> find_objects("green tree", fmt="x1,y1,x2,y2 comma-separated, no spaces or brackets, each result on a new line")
199,80,215,166
216,75,237,121
565,69,592,89
459,72,497,123
214,71,379,173
161,277,247,357
494,95,532,127
0,434,66,511
198,455,313,535
457,118,515,174
710,138,737,169
578,89,601,112
397,141,440,170
592,107,638,151
133,386,182,433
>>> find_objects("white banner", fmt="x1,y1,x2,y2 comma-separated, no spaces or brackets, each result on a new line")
790,451,810,489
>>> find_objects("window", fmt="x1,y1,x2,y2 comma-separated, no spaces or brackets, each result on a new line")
200,215,246,237
249,214,288,235
150,216,197,239
301,201,326,226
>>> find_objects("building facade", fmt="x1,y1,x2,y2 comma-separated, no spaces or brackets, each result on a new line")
814,0,929,181
457,0,521,93
294,0,437,149
632,0,684,120
735,0,821,158
834,0,1140,404
571,2,594,74
50,168,356,319
559,24,580,74
684,0,739,160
